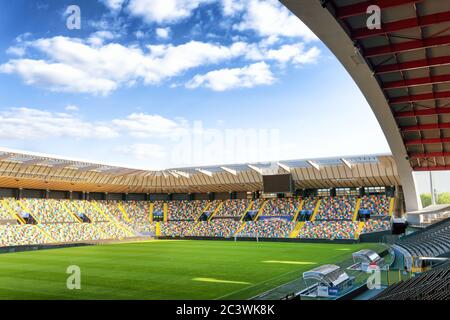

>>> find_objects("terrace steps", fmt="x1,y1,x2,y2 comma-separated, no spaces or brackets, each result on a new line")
91,202,112,222
62,201,82,223
233,222,247,237
0,199,25,224
240,200,253,221
310,199,321,222
355,221,365,239
352,198,361,222
18,200,41,224
36,225,56,242
254,200,268,221
208,201,223,221
289,222,305,238
155,222,161,237
163,203,168,222
389,197,395,217
198,202,212,221
118,203,131,222
292,200,304,222
149,202,154,223
92,202,135,237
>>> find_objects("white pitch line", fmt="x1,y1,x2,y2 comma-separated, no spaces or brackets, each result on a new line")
213,267,308,300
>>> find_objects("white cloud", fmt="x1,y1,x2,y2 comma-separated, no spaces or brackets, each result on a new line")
156,27,171,39
65,105,79,112
87,31,117,46
115,143,167,160
234,0,317,41
221,0,245,16
0,36,248,95
101,0,125,11
265,44,320,65
112,113,187,138
0,59,118,95
186,62,275,91
127,0,213,24
238,42,320,65
0,107,192,141
0,108,118,139
135,30,146,39
6,46,26,57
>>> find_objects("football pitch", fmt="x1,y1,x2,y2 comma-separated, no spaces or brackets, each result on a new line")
0,240,382,300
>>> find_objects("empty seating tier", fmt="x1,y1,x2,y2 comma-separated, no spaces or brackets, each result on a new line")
297,221,359,240
373,262,450,300
396,218,450,258
236,220,295,238
315,196,357,221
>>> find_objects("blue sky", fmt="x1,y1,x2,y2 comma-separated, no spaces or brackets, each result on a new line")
0,0,392,172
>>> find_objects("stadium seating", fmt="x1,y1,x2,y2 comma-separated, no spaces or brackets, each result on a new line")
214,199,250,218
190,220,241,238
297,221,359,240
361,219,391,234
153,201,165,214
261,198,300,217
373,262,450,300
395,218,450,258
360,195,391,216
40,222,130,243
167,200,208,220
315,196,356,220
0,195,399,246
96,201,123,220
160,221,196,237
0,200,13,219
237,219,295,238
0,224,51,246
249,199,265,211
120,201,153,232
19,199,78,223
302,197,318,211
206,200,222,213
3,198,27,217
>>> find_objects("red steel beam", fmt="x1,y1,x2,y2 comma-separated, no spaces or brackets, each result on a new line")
336,0,423,19
375,55,450,74
390,91,450,104
364,35,450,57
383,74,450,90
414,166,450,171
410,152,450,159
352,11,450,40
405,137,450,146
401,123,450,132
395,108,450,118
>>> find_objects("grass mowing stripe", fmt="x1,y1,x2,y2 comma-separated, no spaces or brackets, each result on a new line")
0,240,381,300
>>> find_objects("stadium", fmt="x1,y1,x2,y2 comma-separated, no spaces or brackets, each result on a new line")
0,0,449,303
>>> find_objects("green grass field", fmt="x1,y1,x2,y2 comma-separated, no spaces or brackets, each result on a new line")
0,240,382,300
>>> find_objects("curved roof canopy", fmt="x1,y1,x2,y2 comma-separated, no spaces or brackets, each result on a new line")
280,0,450,211
326,0,450,172
0,148,398,193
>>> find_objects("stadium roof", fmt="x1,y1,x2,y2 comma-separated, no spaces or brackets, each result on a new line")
280,0,450,211
0,147,399,193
